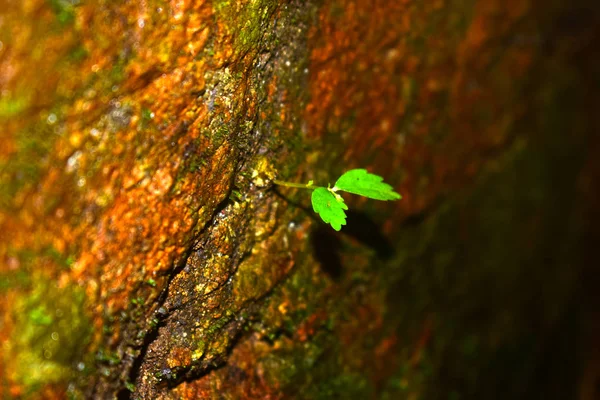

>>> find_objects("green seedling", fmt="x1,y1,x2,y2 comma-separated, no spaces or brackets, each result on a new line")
274,169,401,231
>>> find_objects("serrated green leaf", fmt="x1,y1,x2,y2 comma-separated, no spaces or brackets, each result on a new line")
311,187,348,231
334,169,401,200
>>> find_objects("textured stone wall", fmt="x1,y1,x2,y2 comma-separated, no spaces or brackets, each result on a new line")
1,0,598,398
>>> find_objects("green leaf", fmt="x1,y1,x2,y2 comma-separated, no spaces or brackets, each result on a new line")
334,169,401,201
311,187,348,231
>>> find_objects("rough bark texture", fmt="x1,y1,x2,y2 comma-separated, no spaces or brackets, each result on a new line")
1,0,599,399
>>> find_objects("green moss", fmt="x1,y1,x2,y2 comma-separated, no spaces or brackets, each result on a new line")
47,0,76,26
257,329,376,399
95,349,122,366
0,115,58,209
213,0,279,58
0,95,30,119
125,381,136,392
9,273,92,394
67,45,89,62
1,246,77,293
0,270,29,293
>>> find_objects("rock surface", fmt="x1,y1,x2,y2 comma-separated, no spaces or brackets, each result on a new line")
1,0,599,398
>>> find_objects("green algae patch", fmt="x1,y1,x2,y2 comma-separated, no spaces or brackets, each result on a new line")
6,273,92,395
213,0,279,60
0,95,30,119
47,0,77,26
0,116,58,209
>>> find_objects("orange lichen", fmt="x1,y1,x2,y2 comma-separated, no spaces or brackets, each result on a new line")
174,333,287,400
167,347,193,369
1,0,239,393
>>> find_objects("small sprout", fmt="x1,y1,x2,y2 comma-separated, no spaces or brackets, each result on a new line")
311,187,348,231
334,169,401,201
274,169,401,231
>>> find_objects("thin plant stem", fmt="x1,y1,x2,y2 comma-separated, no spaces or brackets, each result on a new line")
273,179,321,190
